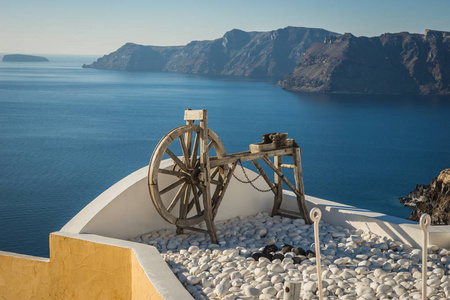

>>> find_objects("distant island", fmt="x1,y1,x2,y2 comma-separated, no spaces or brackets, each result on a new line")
2,54,49,62
84,27,450,95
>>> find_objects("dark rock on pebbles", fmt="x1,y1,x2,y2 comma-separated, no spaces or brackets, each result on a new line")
306,250,316,258
272,253,285,261
251,253,263,261
281,244,293,254
293,257,303,264
293,247,306,256
261,253,273,261
263,245,278,254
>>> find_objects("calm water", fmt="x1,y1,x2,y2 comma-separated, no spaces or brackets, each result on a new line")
1,55,450,257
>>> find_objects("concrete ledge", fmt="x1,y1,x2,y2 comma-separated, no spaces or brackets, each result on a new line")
0,251,50,262
53,231,193,300
281,191,450,249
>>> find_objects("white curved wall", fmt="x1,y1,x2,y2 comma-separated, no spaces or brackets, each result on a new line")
62,159,274,239
62,159,450,249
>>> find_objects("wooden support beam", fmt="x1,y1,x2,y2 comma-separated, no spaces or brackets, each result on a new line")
262,156,299,196
177,226,210,234
272,155,283,216
277,208,302,217
199,109,218,243
293,147,312,224
251,160,277,195
210,148,294,168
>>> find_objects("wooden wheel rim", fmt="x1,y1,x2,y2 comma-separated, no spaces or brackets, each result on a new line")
148,124,227,226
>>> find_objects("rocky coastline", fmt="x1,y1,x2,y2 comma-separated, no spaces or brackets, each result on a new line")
400,169,450,224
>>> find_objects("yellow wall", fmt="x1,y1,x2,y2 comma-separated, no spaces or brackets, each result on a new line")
0,234,164,300
131,254,163,300
0,252,50,299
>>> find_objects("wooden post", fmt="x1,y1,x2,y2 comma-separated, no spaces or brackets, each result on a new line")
283,281,301,300
272,155,283,216
185,119,193,167
199,109,217,243
293,147,312,224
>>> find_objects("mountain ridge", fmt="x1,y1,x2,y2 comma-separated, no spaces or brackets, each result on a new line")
278,30,450,95
84,27,450,95
83,26,338,80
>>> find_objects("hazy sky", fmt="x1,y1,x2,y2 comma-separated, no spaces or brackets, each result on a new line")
1,0,449,55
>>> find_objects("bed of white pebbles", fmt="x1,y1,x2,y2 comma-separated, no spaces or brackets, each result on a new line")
131,212,450,300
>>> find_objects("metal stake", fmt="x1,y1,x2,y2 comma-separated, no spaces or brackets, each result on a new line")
420,213,431,300
310,207,323,300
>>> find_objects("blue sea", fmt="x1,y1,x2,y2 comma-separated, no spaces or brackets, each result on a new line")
1,55,450,257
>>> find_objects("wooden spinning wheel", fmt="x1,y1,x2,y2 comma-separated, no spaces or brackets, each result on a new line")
148,123,228,228
148,109,311,243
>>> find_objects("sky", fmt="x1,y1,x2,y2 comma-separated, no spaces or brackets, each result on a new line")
1,0,449,55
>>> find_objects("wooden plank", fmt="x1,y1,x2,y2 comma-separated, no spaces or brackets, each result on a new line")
272,156,283,216
210,148,295,168
293,147,312,224
176,226,209,234
251,160,277,195
185,120,193,166
199,110,218,243
184,109,205,121
191,132,200,169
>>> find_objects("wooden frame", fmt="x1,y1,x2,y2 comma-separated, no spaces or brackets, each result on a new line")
148,109,311,243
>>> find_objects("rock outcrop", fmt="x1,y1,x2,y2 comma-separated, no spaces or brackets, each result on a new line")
279,30,450,95
83,27,337,80
2,54,49,62
400,169,450,224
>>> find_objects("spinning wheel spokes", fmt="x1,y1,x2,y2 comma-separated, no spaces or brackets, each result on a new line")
148,124,227,227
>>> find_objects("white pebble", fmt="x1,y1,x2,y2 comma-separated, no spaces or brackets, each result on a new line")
214,283,228,297
244,286,260,297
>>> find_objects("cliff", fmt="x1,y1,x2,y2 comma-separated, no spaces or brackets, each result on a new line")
400,169,450,224
279,30,450,95
83,27,337,80
2,54,49,62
